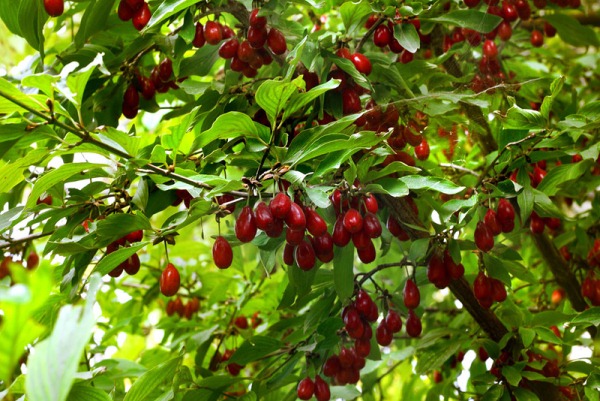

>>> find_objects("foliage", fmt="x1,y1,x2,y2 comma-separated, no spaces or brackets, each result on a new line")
0,0,600,400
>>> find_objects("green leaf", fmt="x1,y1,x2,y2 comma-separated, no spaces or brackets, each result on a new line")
0,77,48,114
66,55,106,108
146,0,198,30
74,0,116,48
333,244,354,302
340,0,372,35
498,129,530,150
394,23,420,54
503,261,536,284
282,79,340,122
96,127,139,158
123,357,181,401
503,103,546,130
95,213,152,247
228,336,284,365
93,242,147,276
530,311,572,327
67,384,111,401
368,178,409,197
415,340,461,375
571,307,600,326
0,148,48,195
517,187,534,226
26,163,108,209
17,0,47,51
543,14,600,47
255,78,301,128
0,2,22,37
534,326,561,344
179,44,220,77
519,327,535,348
512,387,539,401
26,274,102,401
502,365,522,387
192,112,270,151
399,175,465,194
536,159,593,196
532,189,562,218
427,10,501,33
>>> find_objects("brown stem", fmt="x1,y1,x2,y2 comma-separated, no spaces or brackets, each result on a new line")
0,231,55,250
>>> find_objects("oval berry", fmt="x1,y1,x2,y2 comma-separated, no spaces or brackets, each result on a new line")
295,240,316,271
267,28,287,55
213,236,233,269
44,0,64,17
254,201,274,232
405,310,422,337
403,278,420,309
235,206,257,243
160,263,180,297
285,202,306,230
270,192,291,219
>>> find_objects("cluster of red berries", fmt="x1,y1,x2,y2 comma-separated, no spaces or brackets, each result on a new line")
234,312,263,330
220,349,244,376
166,297,200,319
475,199,516,252
105,230,143,277
427,249,466,289
122,58,179,118
117,0,152,31
325,50,372,116
473,271,507,309
297,375,330,400
43,0,64,17
365,13,422,63
159,262,181,296
529,210,561,235
0,253,40,280
582,240,600,306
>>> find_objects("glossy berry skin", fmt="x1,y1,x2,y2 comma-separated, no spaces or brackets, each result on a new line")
297,377,314,400
213,236,233,269
475,221,494,252
332,216,351,247
314,375,331,401
491,278,507,302
254,201,275,232
343,208,363,234
270,192,292,219
44,0,64,17
323,355,341,377
342,88,361,115
531,30,544,48
247,26,268,49
193,23,205,47
312,233,333,257
285,202,307,230
125,229,143,243
305,208,327,237
484,209,502,236
350,53,372,75
376,321,393,346
427,253,450,289
482,40,498,58
234,316,248,329
123,253,141,275
415,139,430,160
235,206,257,243
473,272,492,301
357,239,376,263
160,263,180,297
118,1,134,21
249,8,267,28
219,38,239,59
406,310,422,337
158,58,173,82
132,3,151,31
122,84,139,119
363,194,378,213
403,278,420,309
362,213,382,238
204,21,223,45
295,240,316,271
385,309,402,333
267,28,287,55
373,25,392,47
496,199,515,233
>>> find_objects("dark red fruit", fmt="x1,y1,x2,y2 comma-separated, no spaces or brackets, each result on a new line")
204,21,223,45
501,1,518,21
484,209,502,236
234,316,248,329
213,236,233,269
473,272,492,301
286,227,305,246
323,355,342,377
122,84,139,118
496,199,515,233
160,263,180,297
193,22,205,47
406,310,422,337
531,30,544,47
376,321,393,346
235,206,257,243
305,208,327,237
314,375,331,401
26,252,40,269
132,3,151,31
138,76,155,100
403,278,420,309
249,8,267,28
44,0,64,17
297,377,315,400
497,21,512,41
123,253,140,275
415,139,430,161
342,88,361,115
283,243,295,265
254,201,275,232
373,25,392,47
118,1,134,21
544,22,557,37
516,0,531,19
311,232,334,257
247,26,268,49
267,28,287,55
219,38,239,59
491,278,507,302
343,208,363,234
482,40,498,58
270,192,292,219
530,211,545,234
357,239,376,263
475,221,494,252
125,229,143,243
158,58,173,82
427,253,450,289
387,215,409,240
385,309,402,333
332,216,351,247
363,194,378,214
295,240,316,270
285,202,307,230
350,53,372,75
362,213,382,238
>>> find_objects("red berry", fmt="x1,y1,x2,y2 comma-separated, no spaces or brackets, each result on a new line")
132,3,151,31
235,206,257,243
343,208,363,234
497,21,512,41
249,8,267,28
484,209,502,236
158,58,173,82
311,232,334,256
213,236,233,269
285,202,307,230
295,240,316,270
193,22,205,47
343,306,362,331
234,316,248,329
464,0,481,7
473,272,492,301
247,26,268,49
363,194,378,214
414,139,430,161
530,211,545,234
118,1,134,21
444,251,465,280
496,199,515,233
323,355,341,377
427,253,450,289
283,243,295,266
254,201,275,232
270,192,292,219
376,321,393,346
305,207,327,237
297,377,315,400
354,338,371,357
350,53,372,75
501,1,518,21
482,40,498,58
123,253,141,275
286,227,305,246
342,88,362,115
362,213,382,239
26,252,40,269
403,278,420,309
332,215,351,247
406,310,422,337
204,21,223,45
516,0,532,19
491,278,507,302
44,0,64,17
357,239,376,263
219,38,239,59
475,221,494,252
122,84,139,118
267,28,287,55
314,375,331,401
373,24,392,47
544,22,557,37
385,309,402,333
531,30,544,47
160,263,180,297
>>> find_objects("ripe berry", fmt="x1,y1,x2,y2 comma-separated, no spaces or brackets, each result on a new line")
484,209,502,236
247,26,268,49
270,192,292,219
204,21,223,45
376,321,393,346
122,84,139,119
213,236,233,269
305,207,327,237
193,22,205,47
403,278,420,309
249,8,267,28
26,252,40,269
406,310,422,337
323,355,341,377
501,1,518,22
482,40,498,58
160,263,180,297
373,25,392,47
342,88,361,115
123,253,140,275
254,201,275,232
158,58,173,82
332,216,351,247
267,28,287,55
385,309,402,333
219,38,239,59
357,239,376,263
497,21,512,41
516,0,532,19
544,22,557,37
295,240,316,270
234,316,248,329
350,53,372,75
314,375,331,401
343,208,363,234
414,139,430,161
118,1,134,21
363,194,378,214
235,206,257,243
132,3,151,31
531,165,546,188
496,199,515,233
297,377,314,400
491,278,507,302
531,30,544,47
475,221,494,252
285,202,307,230
473,271,492,301
44,0,64,17
362,213,382,238
530,211,545,234
427,253,450,289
